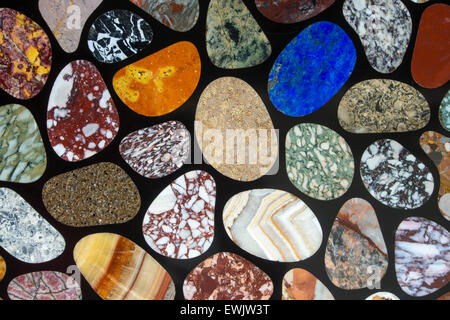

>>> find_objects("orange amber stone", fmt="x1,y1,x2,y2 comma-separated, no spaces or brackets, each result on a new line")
113,41,201,117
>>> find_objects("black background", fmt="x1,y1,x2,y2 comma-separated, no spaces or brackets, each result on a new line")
0,0,448,301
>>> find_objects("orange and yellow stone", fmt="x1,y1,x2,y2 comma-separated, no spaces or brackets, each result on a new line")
0,255,5,281
74,233,175,300
113,41,201,117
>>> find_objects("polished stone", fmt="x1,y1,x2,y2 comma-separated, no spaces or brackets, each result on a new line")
282,269,334,300
440,90,450,132
366,292,400,300
0,255,5,281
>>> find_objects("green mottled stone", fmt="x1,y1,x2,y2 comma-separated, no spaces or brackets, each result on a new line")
286,123,354,200
206,0,272,69
439,90,450,132
0,105,46,183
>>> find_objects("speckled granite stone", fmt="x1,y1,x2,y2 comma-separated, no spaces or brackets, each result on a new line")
343,0,412,74
268,22,356,117
361,139,434,209
282,269,334,300
366,292,399,300
0,188,65,263
206,0,271,69
338,79,430,133
0,104,46,183
42,162,140,227
440,90,450,132
0,256,5,281
183,252,273,300
286,123,354,200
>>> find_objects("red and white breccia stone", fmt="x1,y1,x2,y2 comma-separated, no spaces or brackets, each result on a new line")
143,170,216,259
47,60,119,162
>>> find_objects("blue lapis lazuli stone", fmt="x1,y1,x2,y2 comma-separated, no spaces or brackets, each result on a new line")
268,21,356,117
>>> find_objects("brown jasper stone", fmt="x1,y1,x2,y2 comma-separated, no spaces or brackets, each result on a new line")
411,4,450,89
42,162,140,227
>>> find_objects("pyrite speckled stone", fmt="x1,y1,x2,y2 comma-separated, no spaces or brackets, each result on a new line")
0,188,65,264
420,131,450,221
88,10,153,64
224,189,322,262
113,41,201,117
129,0,199,32
0,104,46,183
440,90,450,132
183,252,273,300
286,123,354,200
42,162,140,227
39,0,102,53
120,121,190,179
361,139,434,209
366,292,400,300
338,79,430,133
282,269,334,300
143,171,216,259
411,4,450,89
195,77,278,182
74,233,175,300
255,0,335,24
0,255,5,281
343,0,412,74
325,198,388,290
47,60,119,162
268,22,356,117
8,271,82,300
0,8,51,100
206,0,271,69
395,217,449,297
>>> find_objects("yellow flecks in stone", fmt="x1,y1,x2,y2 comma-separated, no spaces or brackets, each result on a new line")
154,66,176,93
36,65,50,75
13,61,32,81
113,76,140,103
126,65,152,84
26,46,39,64
23,88,31,98
0,33,4,45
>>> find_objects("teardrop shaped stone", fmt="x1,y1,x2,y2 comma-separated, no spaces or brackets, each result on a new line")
129,0,199,32
183,252,273,300
0,188,65,263
206,0,272,69
42,162,141,227
439,90,450,132
325,198,388,290
0,104,47,183
420,131,450,221
286,123,354,200
0,8,52,99
366,292,400,300
74,233,175,300
113,41,201,117
120,121,190,179
88,10,153,64
0,255,5,281
47,60,119,162
268,21,356,116
395,217,449,297
343,0,412,73
195,77,278,182
223,189,322,262
282,268,334,300
338,79,430,133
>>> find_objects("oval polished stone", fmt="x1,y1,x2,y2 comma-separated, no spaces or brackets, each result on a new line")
113,41,201,117
183,252,273,300
268,22,356,117
143,171,215,259
420,131,450,221
0,8,51,99
0,188,65,263
47,60,119,162
129,0,199,32
338,79,430,133
395,217,449,297
366,292,400,300
361,139,434,209
325,198,388,290
42,162,140,227
0,255,5,281
286,123,354,200
74,233,175,300
411,4,450,89
195,77,278,182
255,0,335,24
39,0,102,53
0,104,47,183
206,0,271,69
88,10,153,64
8,271,81,300
343,0,412,74
224,189,322,262
120,121,190,179
440,90,450,132
282,269,334,300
